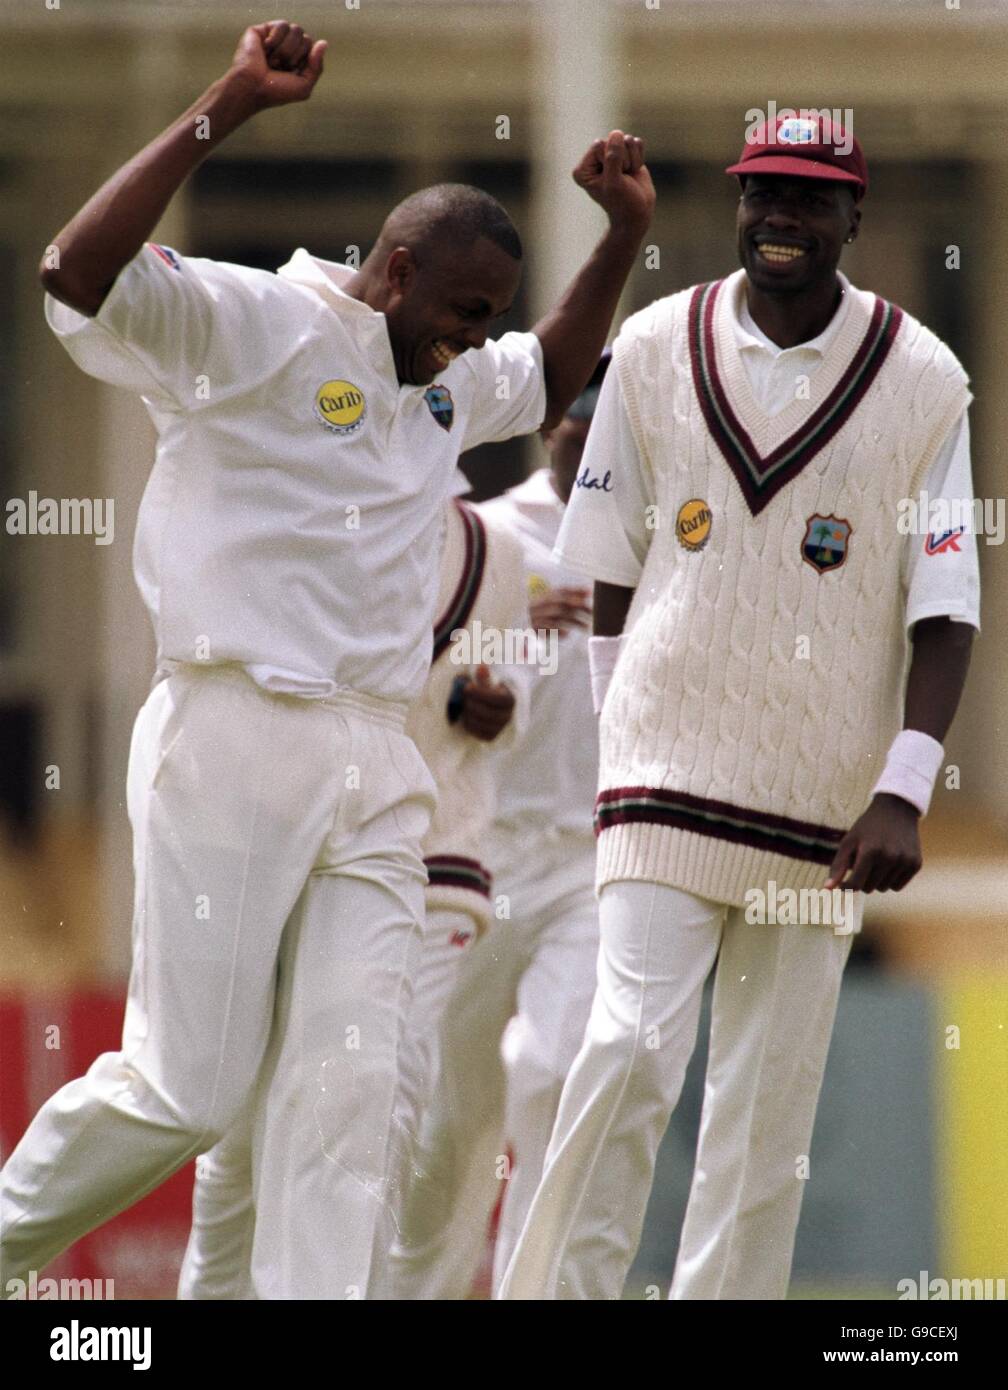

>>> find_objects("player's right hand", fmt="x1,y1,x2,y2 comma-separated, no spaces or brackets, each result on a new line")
228,21,327,109
459,665,516,742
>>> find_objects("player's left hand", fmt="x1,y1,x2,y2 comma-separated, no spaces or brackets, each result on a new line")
825,793,923,893
459,664,515,742
572,131,656,236
529,585,591,637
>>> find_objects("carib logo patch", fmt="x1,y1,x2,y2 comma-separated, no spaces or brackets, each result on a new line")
315,380,366,436
675,498,713,552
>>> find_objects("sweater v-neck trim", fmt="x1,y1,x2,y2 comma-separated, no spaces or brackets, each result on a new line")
688,271,903,516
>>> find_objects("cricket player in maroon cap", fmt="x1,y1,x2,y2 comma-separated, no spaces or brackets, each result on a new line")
499,113,979,1300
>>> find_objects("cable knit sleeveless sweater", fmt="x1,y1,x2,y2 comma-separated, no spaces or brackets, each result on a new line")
597,269,971,907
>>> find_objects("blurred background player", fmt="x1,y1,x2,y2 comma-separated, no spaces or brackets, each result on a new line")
382,358,608,1300
389,499,530,1247
499,115,979,1301
179,494,529,1298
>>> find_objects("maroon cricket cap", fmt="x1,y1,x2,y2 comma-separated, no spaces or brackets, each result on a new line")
725,113,868,201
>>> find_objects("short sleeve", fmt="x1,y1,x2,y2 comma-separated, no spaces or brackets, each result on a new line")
553,364,655,587
903,411,981,632
460,331,546,449
44,245,297,410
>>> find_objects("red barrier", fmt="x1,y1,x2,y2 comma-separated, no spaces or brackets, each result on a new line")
0,990,194,1300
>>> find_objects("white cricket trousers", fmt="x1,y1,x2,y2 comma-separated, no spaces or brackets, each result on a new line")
384,829,598,1300
179,904,478,1300
0,665,434,1300
498,878,857,1300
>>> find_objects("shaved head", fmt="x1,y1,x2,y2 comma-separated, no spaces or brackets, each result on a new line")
348,182,525,386
374,183,523,267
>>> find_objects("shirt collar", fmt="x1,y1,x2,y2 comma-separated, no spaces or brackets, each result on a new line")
276,248,407,389
733,270,854,357
275,248,381,322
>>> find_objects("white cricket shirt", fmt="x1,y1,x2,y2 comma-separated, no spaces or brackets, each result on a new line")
478,468,598,836
557,272,980,633
45,245,546,704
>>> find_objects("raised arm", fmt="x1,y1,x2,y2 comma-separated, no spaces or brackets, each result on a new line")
40,20,326,316
534,133,655,431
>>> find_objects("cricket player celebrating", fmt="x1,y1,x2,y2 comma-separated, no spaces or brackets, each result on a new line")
499,115,979,1301
0,20,654,1299
178,495,529,1299
383,361,608,1300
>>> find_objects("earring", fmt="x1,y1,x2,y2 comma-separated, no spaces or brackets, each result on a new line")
845,235,855,243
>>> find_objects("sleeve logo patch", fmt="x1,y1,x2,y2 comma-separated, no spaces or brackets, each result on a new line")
574,465,612,492
675,498,713,551
924,525,965,555
802,513,851,573
148,243,181,271
315,380,366,436
423,384,454,431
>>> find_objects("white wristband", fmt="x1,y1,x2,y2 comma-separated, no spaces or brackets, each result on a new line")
870,729,945,817
588,635,624,715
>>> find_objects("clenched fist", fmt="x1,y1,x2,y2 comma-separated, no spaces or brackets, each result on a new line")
572,131,656,237
228,20,327,110
459,665,516,743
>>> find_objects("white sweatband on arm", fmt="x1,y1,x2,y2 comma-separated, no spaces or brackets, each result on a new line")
870,729,945,817
588,635,624,716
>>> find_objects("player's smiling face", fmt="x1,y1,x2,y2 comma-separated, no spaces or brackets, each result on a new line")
383,236,522,386
736,175,859,293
